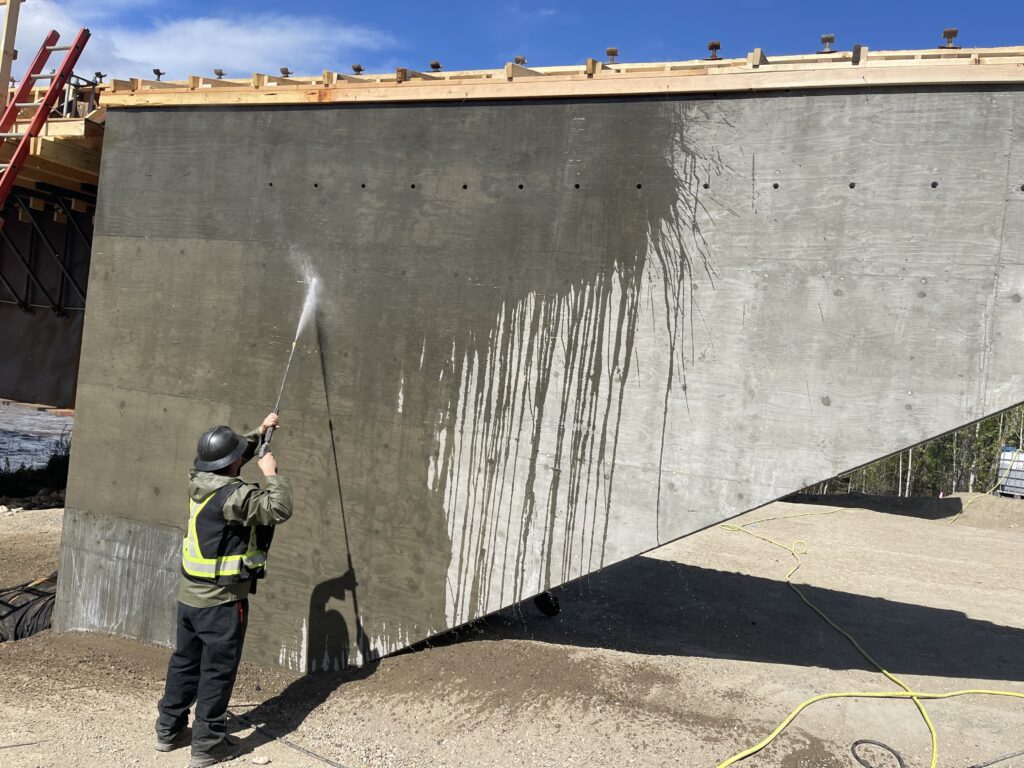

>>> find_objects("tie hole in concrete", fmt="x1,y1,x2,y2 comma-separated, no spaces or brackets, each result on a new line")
849,182,856,189
931,181,939,188
772,182,780,189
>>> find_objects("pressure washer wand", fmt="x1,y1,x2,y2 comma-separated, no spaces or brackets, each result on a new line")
259,338,299,458
258,276,319,458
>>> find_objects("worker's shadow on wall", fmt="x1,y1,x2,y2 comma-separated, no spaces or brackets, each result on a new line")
233,568,378,746
305,568,373,673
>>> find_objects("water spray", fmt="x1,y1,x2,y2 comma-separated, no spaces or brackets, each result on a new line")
258,275,320,457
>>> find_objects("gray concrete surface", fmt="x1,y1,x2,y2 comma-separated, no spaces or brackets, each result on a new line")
54,509,180,644
62,87,1024,670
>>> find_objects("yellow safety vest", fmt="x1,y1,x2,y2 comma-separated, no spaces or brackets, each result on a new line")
181,483,270,584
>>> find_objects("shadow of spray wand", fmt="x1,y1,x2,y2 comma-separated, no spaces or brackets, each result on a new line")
314,308,369,662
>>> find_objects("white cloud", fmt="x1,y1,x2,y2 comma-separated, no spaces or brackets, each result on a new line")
4,2,398,81
505,4,561,23
101,15,396,79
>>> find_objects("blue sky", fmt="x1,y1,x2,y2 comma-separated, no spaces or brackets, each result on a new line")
10,0,1024,81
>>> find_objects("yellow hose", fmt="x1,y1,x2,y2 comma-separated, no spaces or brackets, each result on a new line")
716,502,1024,768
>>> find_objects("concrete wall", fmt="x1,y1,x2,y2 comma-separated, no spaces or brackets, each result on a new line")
60,88,1024,670
0,200,90,407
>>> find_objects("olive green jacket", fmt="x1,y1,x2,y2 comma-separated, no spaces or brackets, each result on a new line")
178,429,294,608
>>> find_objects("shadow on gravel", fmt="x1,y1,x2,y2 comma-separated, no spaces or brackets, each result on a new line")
784,492,964,521
230,567,379,753
229,658,379,759
418,555,1024,683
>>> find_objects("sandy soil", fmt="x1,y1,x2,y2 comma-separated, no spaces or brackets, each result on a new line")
0,506,62,586
1,493,1023,768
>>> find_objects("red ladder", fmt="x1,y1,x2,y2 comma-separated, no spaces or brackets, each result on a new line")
0,27,90,224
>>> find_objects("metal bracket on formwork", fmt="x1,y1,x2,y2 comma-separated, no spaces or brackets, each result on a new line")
47,193,91,247
13,192,85,305
0,256,33,313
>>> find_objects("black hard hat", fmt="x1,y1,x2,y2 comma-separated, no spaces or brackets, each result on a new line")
194,425,248,471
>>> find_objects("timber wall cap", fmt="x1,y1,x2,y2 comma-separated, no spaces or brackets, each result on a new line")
98,45,1024,108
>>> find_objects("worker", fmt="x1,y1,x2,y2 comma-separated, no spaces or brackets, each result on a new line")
155,413,293,767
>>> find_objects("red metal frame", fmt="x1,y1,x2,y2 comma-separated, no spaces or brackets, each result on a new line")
0,29,60,134
0,28,91,218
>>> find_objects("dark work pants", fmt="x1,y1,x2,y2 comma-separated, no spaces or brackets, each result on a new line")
156,599,248,753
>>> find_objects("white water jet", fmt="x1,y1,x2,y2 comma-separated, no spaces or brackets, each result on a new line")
294,274,320,342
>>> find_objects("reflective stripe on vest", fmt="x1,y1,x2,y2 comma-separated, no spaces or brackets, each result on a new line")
181,490,268,580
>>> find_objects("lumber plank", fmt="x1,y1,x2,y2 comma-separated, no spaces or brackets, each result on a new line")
11,117,104,139
747,48,769,68
100,60,1024,108
395,67,440,83
129,78,180,90
30,136,101,175
504,62,544,79
188,75,241,90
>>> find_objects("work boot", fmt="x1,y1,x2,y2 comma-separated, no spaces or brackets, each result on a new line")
189,734,241,767
154,726,190,752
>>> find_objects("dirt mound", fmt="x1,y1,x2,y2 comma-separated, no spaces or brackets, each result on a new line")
786,491,1023,529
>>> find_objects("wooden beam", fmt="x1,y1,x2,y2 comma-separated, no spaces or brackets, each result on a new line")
30,136,101,175
504,62,544,80
0,140,98,187
188,75,241,89
322,69,370,85
395,67,440,83
14,117,104,139
0,0,21,112
747,48,769,68
252,72,306,86
84,105,106,125
16,156,98,186
129,78,180,90
97,46,1024,108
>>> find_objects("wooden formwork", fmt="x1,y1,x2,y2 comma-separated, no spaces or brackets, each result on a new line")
99,45,1024,109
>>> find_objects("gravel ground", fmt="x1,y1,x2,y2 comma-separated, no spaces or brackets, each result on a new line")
1,493,1022,768
0,505,63,586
